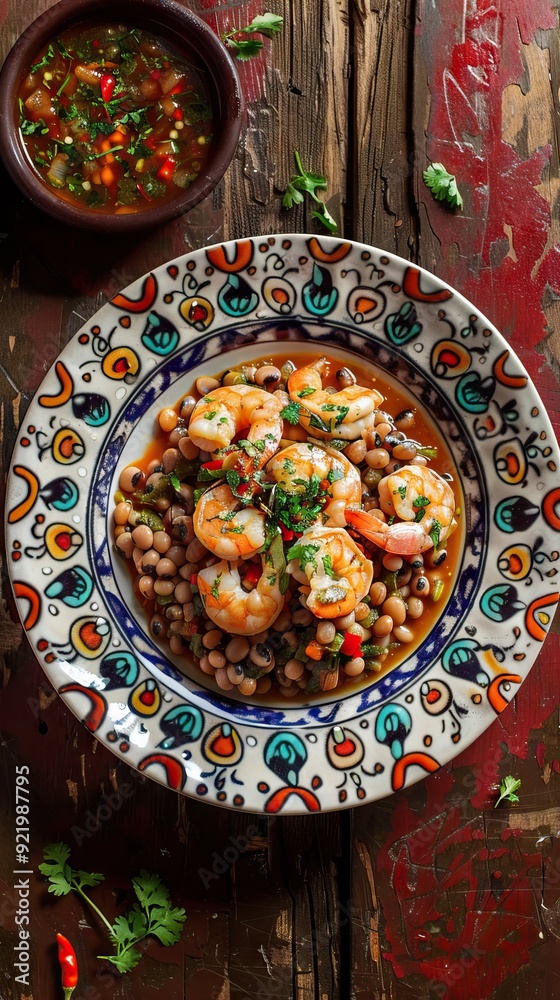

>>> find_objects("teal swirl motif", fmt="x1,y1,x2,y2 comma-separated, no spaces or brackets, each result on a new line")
494,497,540,533
302,264,338,316
375,704,412,760
441,639,489,687
264,732,307,786
384,301,422,345
455,372,495,413
158,705,204,750
480,584,525,622
99,651,140,690
217,274,259,317
45,566,93,608
141,311,180,356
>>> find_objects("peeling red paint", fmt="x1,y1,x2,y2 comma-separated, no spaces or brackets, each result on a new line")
418,0,560,435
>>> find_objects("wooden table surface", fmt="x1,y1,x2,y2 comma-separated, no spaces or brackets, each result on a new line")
2,1,560,998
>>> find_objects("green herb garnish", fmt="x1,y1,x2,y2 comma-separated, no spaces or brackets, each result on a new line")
282,150,337,232
423,162,463,210
494,776,521,808
222,12,283,61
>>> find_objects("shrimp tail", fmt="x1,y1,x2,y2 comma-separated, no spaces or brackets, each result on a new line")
345,508,433,554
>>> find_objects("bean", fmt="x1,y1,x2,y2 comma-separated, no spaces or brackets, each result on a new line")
430,548,448,567
292,607,313,627
227,664,245,685
365,448,391,469
244,365,257,382
398,565,412,585
336,367,357,388
137,575,155,599
159,408,178,432
173,580,191,604
250,629,269,645
400,585,411,598
394,408,416,431
239,677,257,696
222,370,247,386
162,447,179,473
393,441,418,461
369,581,387,605
208,649,226,669
362,468,384,489
119,466,144,493
132,547,144,573
168,425,188,445
375,422,393,441
147,459,162,475
383,459,401,474
156,558,176,578
186,537,207,562
273,389,290,407
225,636,250,662
179,484,194,514
272,611,292,632
165,545,186,568
343,656,365,676
150,614,165,637
166,604,184,621
115,532,134,559
183,602,196,621
215,667,234,690
131,525,153,550
250,643,275,668
316,621,336,645
154,579,174,596
344,439,367,464
203,629,223,650
406,596,424,618
114,525,126,538
393,624,415,643
199,655,216,675
285,658,304,680
354,602,370,622
114,500,132,524
255,364,281,388
179,396,196,420
411,455,428,467
142,549,160,570
334,611,355,631
373,614,393,637
411,575,430,596
279,683,299,698
169,635,185,655
382,553,403,572
256,676,272,694
383,595,407,626
146,471,164,488
179,436,199,460
350,622,371,641
406,553,424,570
196,376,220,395
282,630,299,651
367,660,383,673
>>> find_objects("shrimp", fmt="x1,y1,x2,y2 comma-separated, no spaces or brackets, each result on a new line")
187,385,283,473
193,483,266,559
287,526,373,618
197,557,283,635
287,356,384,441
266,442,362,527
346,465,457,554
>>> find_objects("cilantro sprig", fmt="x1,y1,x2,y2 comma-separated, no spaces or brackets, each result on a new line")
282,151,338,233
494,775,521,808
39,843,186,974
423,162,463,210
222,12,283,61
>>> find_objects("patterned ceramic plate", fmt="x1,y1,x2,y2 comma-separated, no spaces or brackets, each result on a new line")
7,235,560,813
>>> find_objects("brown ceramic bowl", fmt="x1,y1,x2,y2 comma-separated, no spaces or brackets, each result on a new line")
0,0,244,231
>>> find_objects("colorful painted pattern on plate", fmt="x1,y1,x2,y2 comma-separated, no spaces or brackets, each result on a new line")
6,235,560,813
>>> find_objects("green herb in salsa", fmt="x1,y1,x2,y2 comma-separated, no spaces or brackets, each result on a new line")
18,24,213,213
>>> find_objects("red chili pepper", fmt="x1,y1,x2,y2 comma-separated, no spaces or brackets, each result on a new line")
167,82,184,95
340,632,362,658
150,68,162,80
136,182,151,202
156,156,176,182
243,563,261,586
100,73,116,103
56,932,78,999
92,39,99,48
172,107,183,120
280,524,294,542
201,459,223,470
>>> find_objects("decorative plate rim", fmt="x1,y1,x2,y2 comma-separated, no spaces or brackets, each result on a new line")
6,233,560,814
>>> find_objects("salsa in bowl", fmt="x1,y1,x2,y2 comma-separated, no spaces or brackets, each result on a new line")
0,0,243,230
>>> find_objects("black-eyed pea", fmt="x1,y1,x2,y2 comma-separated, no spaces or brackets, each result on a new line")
156,558,176,578
225,636,250,662
382,553,403,572
406,596,424,618
285,658,304,680
132,546,144,573
165,604,183,621
174,580,192,604
186,537,207,562
131,524,153,550
147,459,162,474
383,595,407,626
199,655,216,675
334,611,355,630
292,607,313,627
168,425,188,446
196,376,220,395
394,408,416,431
138,575,155,599
392,440,418,461
178,436,199,460
154,579,174,596
369,581,387,606
393,624,415,643
279,683,299,698
255,364,281,388
365,448,391,469
167,544,187,567
162,447,179,473
169,635,185,655
373,614,394,637
183,601,196,621
179,396,196,420
344,439,367,464
114,525,126,539
239,677,257,696
215,667,234,690
158,408,178,433
354,602,370,622
336,367,357,388
146,471,164,488
115,532,134,559
150,614,165,638
316,620,336,645
142,549,160,572
227,664,245,685
256,676,272,694
411,575,430,596
250,643,275,669
343,656,365,676
114,500,132,524
208,649,226,669
203,629,223,650
119,466,144,493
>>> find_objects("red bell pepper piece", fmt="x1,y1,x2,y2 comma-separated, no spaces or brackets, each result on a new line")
280,524,294,542
167,82,184,96
157,156,176,182
172,107,183,120
201,459,223,470
243,563,261,586
150,69,162,80
340,632,362,657
100,73,116,103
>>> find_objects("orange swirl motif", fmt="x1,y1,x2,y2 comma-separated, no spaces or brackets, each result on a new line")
138,753,186,790
543,488,560,531
487,673,522,714
58,683,107,732
206,240,254,272
402,267,453,302
38,361,74,407
111,273,157,312
8,466,39,523
13,582,41,630
306,237,351,262
526,593,560,641
391,751,440,791
493,350,528,388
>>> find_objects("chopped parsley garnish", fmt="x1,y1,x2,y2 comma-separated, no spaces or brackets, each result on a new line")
31,43,55,74
211,574,222,599
322,555,336,578
429,520,442,548
280,401,301,424
297,387,316,398
286,541,320,572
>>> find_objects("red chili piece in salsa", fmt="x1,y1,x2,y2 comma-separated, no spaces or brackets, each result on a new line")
18,25,213,213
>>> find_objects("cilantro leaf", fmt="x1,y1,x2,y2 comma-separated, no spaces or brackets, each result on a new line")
423,162,463,210
311,203,338,233
223,12,283,60
322,554,336,578
31,43,54,74
282,181,305,209
282,151,338,232
286,541,320,572
280,401,302,424
248,12,284,35
494,775,521,808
